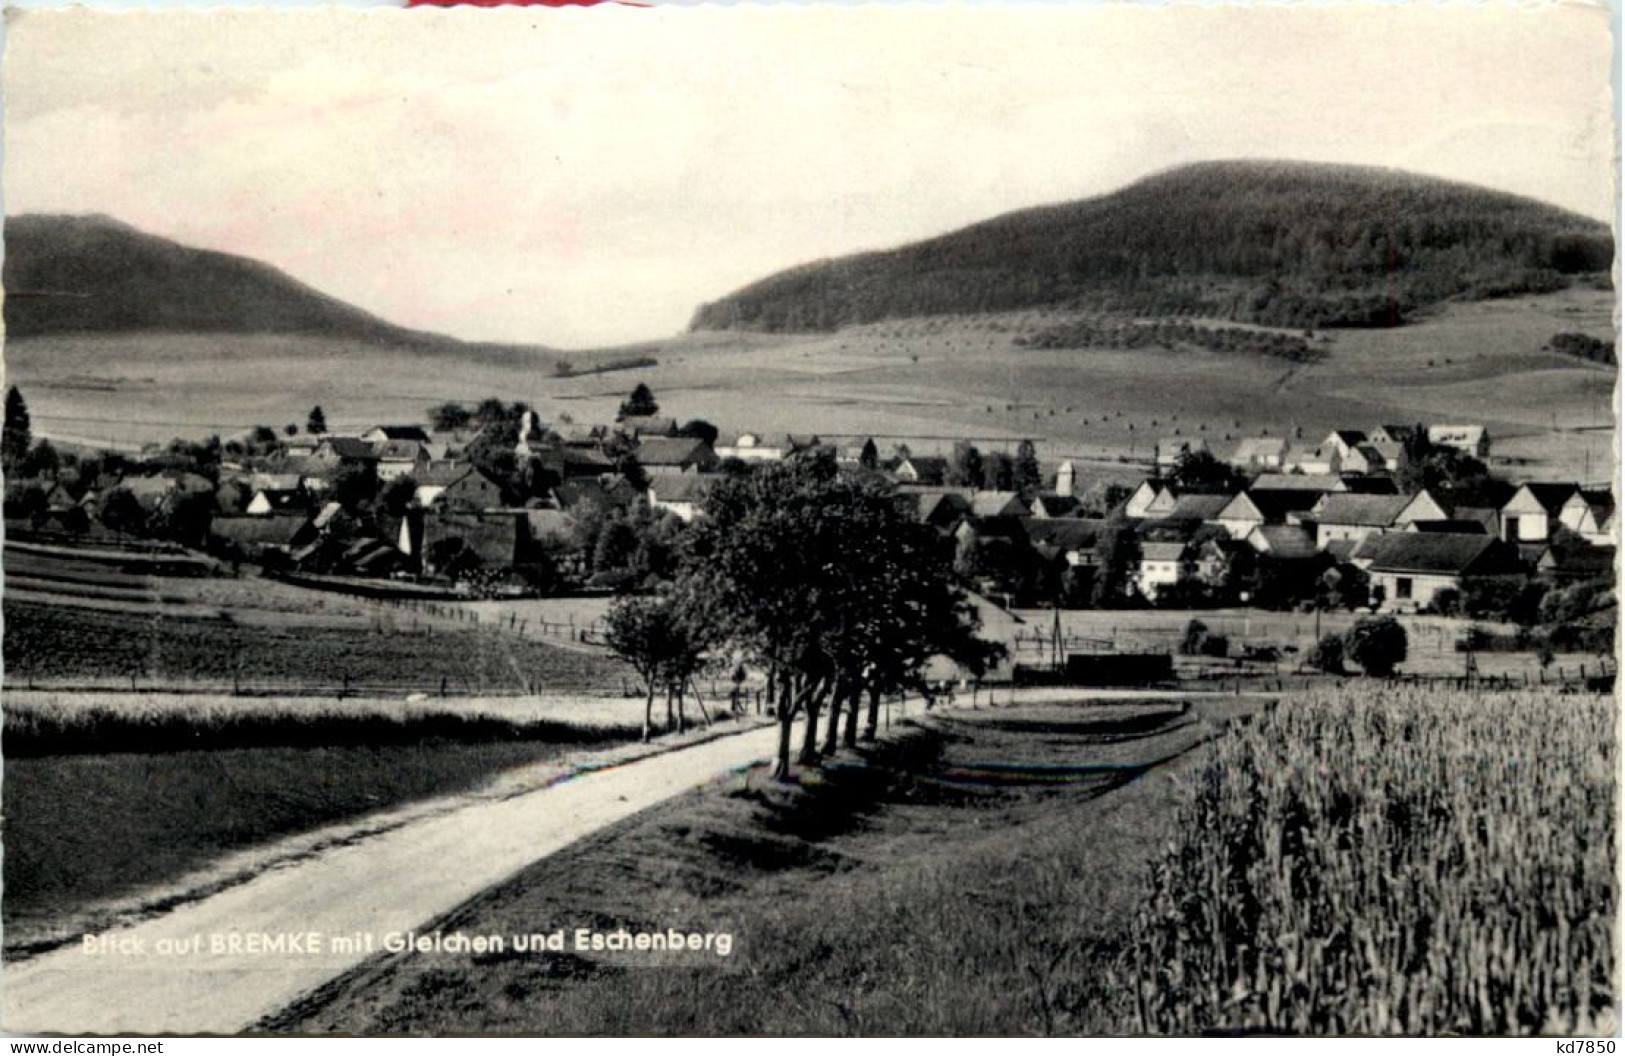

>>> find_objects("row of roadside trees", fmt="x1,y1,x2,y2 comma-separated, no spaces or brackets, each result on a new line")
603,453,1004,779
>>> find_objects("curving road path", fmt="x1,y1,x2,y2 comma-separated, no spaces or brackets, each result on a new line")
2,689,1229,1035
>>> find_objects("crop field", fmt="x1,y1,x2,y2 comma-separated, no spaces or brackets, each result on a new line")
1130,686,1616,1035
3,597,626,694
9,289,1612,483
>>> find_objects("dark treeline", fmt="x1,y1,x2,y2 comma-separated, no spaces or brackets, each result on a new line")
1549,331,1616,365
690,161,1613,333
1014,317,1322,362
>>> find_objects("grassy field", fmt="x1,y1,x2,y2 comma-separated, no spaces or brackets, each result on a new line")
0,691,670,957
267,696,1260,1034
9,288,1613,482
3,596,627,695
268,684,1614,1036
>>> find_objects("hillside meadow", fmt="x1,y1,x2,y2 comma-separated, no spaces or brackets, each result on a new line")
8,287,1611,482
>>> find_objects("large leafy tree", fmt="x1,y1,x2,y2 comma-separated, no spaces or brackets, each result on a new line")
682,453,1000,779
4,387,32,471
306,405,327,435
1166,449,1246,494
1013,439,1042,497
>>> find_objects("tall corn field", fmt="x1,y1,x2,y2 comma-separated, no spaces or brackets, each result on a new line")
1129,686,1616,1035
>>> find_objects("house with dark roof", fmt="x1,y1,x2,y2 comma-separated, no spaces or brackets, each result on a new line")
1560,488,1616,546
312,436,382,465
1243,524,1318,560
898,487,975,532
438,466,506,511
1283,444,1341,475
245,486,308,517
375,438,432,481
1341,442,1403,476
417,511,522,573
361,425,432,445
1368,425,1421,447
1406,519,1489,535
1228,436,1289,471
1029,493,1082,519
1308,491,1446,548
890,455,950,486
1154,492,1232,528
1249,473,1347,493
1500,483,1581,544
1023,518,1106,567
618,415,678,438
1136,541,1191,600
1322,430,1369,460
1352,534,1526,612
634,436,718,476
1535,540,1616,586
1216,488,1325,539
647,474,719,523
971,491,1032,519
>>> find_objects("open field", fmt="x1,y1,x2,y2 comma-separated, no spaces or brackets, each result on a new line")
3,596,626,694
269,685,1613,1035
269,696,1261,1034
2,689,737,957
9,288,1613,483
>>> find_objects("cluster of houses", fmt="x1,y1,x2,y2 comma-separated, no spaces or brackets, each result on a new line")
1153,423,1491,476
6,409,1615,613
904,424,1613,613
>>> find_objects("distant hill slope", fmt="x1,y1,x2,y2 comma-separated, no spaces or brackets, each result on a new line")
3,214,553,362
691,160,1614,333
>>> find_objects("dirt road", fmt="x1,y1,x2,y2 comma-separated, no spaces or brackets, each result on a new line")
2,689,1223,1035
1,722,784,1035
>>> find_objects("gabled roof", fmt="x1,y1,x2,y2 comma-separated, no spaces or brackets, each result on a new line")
1140,541,1188,561
376,439,427,461
971,491,1031,518
1538,542,1616,577
1327,429,1368,446
1408,519,1488,535
318,437,382,461
416,459,477,486
893,455,949,484
368,425,431,442
1248,525,1318,559
1248,489,1327,521
1312,494,1412,527
1356,533,1522,576
1023,518,1106,551
1511,482,1581,513
1031,494,1082,518
1451,506,1501,534
619,415,677,436
1576,488,1616,512
1251,473,1345,492
1162,493,1232,521
635,436,714,466
1338,476,1399,495
1231,437,1289,461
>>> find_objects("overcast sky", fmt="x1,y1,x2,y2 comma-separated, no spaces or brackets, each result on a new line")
4,4,1614,348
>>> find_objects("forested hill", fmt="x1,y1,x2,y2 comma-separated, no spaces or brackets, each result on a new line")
690,161,1614,333
3,214,553,360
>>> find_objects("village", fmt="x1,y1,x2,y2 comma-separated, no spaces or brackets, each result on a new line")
1,381,1616,671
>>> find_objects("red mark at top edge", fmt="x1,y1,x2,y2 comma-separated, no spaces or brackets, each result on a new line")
407,0,650,7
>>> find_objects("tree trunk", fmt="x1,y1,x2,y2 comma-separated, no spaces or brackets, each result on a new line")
773,705,796,780
798,678,827,766
665,685,675,732
765,663,778,713
844,682,863,748
642,682,656,743
821,677,846,758
676,685,686,734
863,684,882,742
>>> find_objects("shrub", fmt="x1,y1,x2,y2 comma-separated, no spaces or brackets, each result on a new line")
1178,619,1210,656
1343,615,1407,677
1307,633,1345,674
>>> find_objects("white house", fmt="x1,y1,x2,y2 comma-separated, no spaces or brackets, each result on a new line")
715,433,786,463
1125,481,1178,519
1228,436,1289,471
1559,489,1616,545
1309,491,1448,549
1136,541,1189,600
1500,483,1580,544
647,474,718,523
1354,534,1526,613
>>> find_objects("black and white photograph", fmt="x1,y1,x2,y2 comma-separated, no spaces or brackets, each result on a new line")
0,2,1617,1038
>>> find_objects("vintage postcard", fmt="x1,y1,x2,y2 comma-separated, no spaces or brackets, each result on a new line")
0,2,1616,1039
